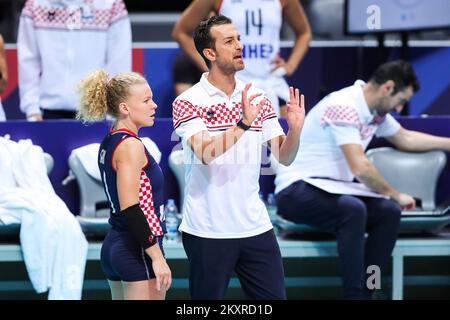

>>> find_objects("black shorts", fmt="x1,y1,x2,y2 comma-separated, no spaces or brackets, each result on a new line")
100,228,165,282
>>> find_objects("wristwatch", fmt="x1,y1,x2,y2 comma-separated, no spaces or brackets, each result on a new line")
236,118,251,131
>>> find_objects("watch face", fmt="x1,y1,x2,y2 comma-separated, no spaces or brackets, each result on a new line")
393,0,424,8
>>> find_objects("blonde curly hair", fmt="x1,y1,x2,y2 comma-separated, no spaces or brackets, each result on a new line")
77,70,147,122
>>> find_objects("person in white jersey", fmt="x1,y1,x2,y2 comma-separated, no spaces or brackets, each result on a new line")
172,15,305,300
274,60,450,299
172,0,311,117
18,0,131,120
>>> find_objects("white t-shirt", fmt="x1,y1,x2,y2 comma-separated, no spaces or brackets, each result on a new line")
274,80,401,194
173,73,285,238
219,0,289,116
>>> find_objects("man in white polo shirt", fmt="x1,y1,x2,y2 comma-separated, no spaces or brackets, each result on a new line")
274,60,450,299
172,15,304,300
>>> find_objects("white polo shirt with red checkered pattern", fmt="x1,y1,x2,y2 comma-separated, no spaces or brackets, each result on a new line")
173,73,285,239
274,80,401,194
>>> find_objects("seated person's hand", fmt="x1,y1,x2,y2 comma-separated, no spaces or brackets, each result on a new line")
394,192,416,211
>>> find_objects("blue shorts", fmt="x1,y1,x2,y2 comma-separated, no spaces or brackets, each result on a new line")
100,228,165,282
182,229,286,300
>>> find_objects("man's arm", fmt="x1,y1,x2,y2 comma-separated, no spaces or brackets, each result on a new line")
17,8,42,120
387,127,450,152
187,83,264,165
188,124,248,165
341,143,415,209
268,87,305,165
172,0,218,72
272,0,312,76
0,34,8,93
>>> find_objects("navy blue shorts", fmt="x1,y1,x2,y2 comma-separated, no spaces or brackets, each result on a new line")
100,228,165,282
182,229,286,300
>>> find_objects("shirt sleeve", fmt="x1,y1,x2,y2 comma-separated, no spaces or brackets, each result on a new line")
106,0,131,75
261,98,285,143
321,105,363,146
375,114,401,138
17,1,42,117
173,98,207,142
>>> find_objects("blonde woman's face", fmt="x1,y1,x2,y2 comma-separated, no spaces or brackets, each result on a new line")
126,82,157,127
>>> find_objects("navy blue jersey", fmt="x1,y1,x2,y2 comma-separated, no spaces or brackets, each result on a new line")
98,128,166,235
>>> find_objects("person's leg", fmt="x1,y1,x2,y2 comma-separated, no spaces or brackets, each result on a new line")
107,280,124,300
333,195,369,299
101,230,124,300
362,197,401,297
182,232,239,300
276,181,369,299
235,230,286,300
122,279,165,300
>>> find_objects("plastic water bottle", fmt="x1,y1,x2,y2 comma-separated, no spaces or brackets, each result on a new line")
266,193,279,235
164,199,180,243
259,192,265,202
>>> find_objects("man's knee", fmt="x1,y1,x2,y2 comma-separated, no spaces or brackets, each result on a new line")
376,199,402,223
338,196,368,226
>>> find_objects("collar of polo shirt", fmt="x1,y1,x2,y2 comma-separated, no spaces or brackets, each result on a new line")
200,73,246,99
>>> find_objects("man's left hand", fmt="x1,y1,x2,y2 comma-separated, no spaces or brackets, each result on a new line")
285,86,305,133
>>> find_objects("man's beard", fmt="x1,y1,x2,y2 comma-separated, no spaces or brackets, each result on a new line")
217,60,244,74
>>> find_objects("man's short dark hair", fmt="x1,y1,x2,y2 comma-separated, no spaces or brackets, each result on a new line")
193,15,233,68
369,60,420,94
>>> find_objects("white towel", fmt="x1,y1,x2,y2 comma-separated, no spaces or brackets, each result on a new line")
0,137,88,299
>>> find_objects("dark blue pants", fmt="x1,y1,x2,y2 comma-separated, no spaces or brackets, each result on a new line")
276,180,401,299
182,230,286,300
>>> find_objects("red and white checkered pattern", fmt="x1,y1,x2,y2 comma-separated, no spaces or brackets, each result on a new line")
261,99,277,122
321,105,383,140
24,0,127,30
173,99,199,129
198,102,242,130
139,171,164,237
321,105,361,127
173,98,276,131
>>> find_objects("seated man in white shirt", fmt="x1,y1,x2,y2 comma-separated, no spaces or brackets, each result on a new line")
18,0,131,120
274,60,450,299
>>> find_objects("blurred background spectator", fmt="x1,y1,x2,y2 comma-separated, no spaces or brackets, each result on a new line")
17,0,132,120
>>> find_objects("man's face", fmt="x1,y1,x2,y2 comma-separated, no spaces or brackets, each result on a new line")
207,23,244,74
375,85,414,117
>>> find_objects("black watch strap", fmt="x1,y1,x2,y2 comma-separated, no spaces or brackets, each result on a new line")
237,119,251,131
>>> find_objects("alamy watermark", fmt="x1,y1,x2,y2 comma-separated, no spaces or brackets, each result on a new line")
366,264,381,290
366,5,381,30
